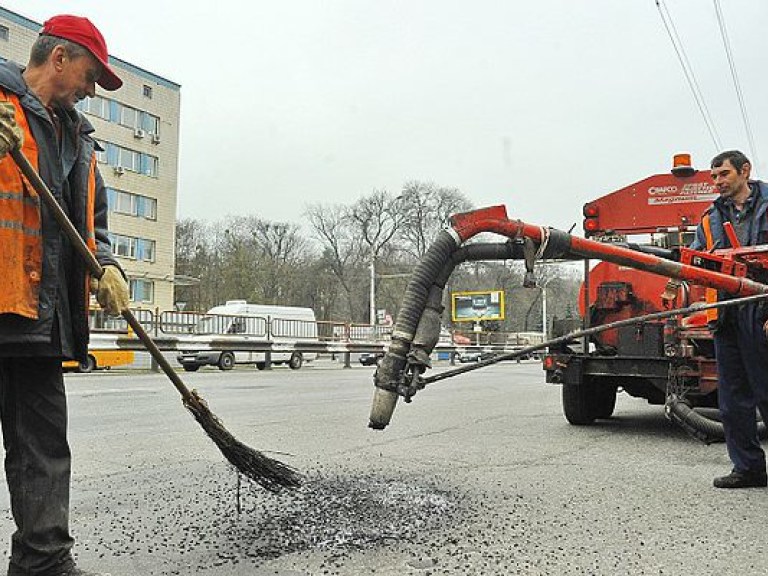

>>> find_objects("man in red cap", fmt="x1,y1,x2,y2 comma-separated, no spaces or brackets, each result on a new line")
0,14,129,576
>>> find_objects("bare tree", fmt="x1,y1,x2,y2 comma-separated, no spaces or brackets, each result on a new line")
349,190,404,261
398,181,473,259
175,218,222,311
250,219,309,303
305,203,367,320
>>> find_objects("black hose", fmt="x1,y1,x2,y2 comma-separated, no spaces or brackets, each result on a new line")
434,240,525,286
666,396,767,444
370,236,533,427
392,230,457,341
374,230,458,391
615,243,678,260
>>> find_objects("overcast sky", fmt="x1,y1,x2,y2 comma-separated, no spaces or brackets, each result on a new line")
5,0,767,231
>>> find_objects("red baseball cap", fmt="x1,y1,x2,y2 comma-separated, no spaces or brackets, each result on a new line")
40,14,122,91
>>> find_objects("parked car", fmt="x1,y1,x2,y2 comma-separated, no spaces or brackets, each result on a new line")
177,300,318,371
359,352,384,366
458,350,493,363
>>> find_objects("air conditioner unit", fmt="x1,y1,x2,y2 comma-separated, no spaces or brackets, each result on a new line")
113,166,125,175
133,128,145,139
151,133,161,144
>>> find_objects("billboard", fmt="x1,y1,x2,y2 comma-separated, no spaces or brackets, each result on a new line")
451,290,505,322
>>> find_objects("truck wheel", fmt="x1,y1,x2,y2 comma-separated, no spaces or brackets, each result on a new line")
289,353,303,370
593,384,617,419
78,355,96,373
256,362,266,370
218,352,235,371
562,383,597,425
183,364,200,372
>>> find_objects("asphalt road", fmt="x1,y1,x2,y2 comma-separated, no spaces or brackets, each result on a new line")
1,358,766,575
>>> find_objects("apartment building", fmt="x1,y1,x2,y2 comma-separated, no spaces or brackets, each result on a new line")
0,7,181,312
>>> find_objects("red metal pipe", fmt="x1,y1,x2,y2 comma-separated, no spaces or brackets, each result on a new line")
449,210,768,297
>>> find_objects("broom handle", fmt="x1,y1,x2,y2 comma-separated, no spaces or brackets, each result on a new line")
11,148,195,404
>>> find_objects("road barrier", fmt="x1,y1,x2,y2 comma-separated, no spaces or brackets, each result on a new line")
86,308,544,360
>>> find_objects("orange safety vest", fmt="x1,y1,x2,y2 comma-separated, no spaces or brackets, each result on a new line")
0,91,42,319
0,91,98,320
700,214,718,322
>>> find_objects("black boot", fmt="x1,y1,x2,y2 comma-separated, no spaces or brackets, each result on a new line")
713,469,768,489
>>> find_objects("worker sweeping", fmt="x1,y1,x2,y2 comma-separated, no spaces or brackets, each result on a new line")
0,14,128,576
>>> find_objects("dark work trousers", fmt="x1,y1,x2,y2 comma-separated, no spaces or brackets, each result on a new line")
0,358,75,575
714,303,768,474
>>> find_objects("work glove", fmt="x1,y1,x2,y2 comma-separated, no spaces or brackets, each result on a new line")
93,265,130,316
0,102,22,159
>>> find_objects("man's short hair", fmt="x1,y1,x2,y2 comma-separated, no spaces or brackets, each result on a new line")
29,35,89,67
711,150,751,172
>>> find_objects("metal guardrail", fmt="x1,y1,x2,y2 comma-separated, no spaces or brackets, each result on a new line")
86,308,546,359
93,309,399,343
271,317,318,339
158,311,202,334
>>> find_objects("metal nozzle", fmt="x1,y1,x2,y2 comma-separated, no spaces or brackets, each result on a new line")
368,387,399,430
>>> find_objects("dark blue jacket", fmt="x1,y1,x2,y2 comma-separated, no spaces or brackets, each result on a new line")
691,180,768,250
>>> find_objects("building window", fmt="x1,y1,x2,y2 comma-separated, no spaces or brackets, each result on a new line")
109,233,156,262
106,188,158,220
140,111,160,135
118,147,141,172
77,95,109,119
141,154,159,177
77,96,161,140
109,233,136,259
142,85,153,99
0,26,9,42
130,279,154,303
136,238,156,262
96,141,159,177
120,105,138,129
136,194,158,219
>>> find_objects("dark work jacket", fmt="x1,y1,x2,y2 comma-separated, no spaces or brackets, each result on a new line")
0,62,120,361
691,180,768,250
690,180,768,328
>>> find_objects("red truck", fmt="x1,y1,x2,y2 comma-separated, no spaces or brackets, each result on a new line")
542,156,750,439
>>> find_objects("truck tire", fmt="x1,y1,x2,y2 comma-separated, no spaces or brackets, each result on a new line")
593,384,617,419
562,382,597,425
183,364,200,372
289,353,303,370
218,352,235,371
256,362,266,370
78,355,96,374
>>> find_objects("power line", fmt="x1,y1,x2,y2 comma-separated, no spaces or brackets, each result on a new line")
713,0,761,173
655,0,722,150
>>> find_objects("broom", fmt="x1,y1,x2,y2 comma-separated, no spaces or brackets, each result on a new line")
11,148,301,493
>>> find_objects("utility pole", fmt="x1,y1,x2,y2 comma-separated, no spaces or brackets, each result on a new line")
541,284,547,340
369,259,376,326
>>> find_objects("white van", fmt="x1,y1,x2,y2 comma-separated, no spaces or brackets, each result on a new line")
177,300,318,371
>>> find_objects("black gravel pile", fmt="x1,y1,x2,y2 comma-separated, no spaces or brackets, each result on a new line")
246,471,456,554
70,462,467,574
